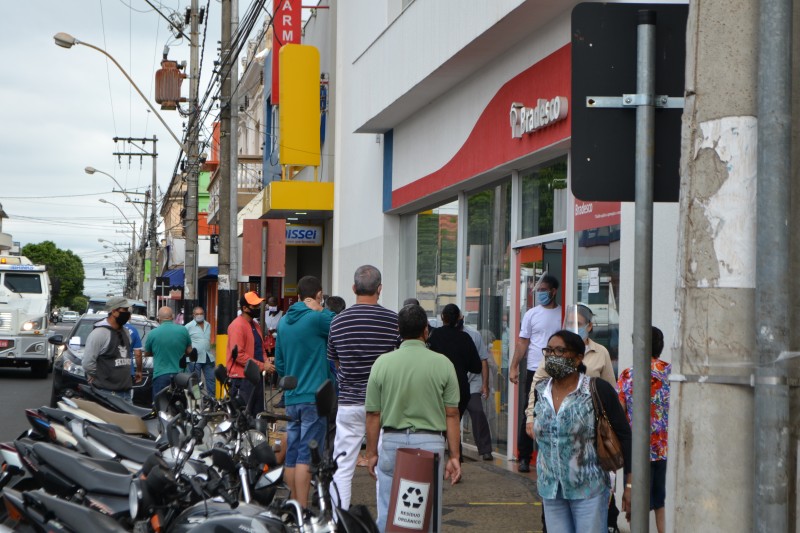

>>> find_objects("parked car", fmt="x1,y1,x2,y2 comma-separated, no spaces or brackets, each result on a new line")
48,312,159,408
60,311,79,323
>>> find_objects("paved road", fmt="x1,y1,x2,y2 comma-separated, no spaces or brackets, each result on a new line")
0,323,72,442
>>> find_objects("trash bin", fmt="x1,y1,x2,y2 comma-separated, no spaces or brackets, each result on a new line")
386,448,440,532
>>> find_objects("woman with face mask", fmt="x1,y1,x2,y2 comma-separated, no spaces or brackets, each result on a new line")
524,330,632,533
532,304,616,388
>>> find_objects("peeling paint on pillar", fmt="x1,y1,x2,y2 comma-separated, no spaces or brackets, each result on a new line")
692,116,758,288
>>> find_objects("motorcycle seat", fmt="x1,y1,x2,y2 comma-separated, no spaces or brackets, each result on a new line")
23,489,126,533
86,425,158,464
33,442,132,496
70,398,149,436
40,406,126,435
82,385,153,418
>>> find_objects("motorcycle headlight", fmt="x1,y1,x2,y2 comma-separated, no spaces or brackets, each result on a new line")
63,357,86,378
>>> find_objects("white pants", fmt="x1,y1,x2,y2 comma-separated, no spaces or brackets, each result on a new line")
331,404,366,510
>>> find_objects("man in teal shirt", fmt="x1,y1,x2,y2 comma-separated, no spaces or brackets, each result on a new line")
145,306,193,400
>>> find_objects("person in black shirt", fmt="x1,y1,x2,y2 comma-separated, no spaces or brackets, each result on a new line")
427,303,482,419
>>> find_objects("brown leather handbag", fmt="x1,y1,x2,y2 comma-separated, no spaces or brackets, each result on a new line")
590,378,625,471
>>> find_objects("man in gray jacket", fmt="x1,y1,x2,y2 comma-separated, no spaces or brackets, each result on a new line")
82,296,138,402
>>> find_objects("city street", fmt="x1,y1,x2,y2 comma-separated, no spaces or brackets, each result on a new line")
0,323,70,441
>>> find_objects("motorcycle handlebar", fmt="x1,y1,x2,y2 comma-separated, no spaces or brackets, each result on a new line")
309,439,321,467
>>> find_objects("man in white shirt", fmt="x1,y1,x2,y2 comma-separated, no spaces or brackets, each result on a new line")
185,306,215,396
509,274,562,473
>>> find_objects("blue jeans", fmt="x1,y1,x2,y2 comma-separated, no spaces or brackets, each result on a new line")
285,403,327,467
188,361,216,397
152,374,175,401
376,431,445,533
542,484,609,533
96,387,132,403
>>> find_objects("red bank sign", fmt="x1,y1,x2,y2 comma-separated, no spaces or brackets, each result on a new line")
272,0,301,105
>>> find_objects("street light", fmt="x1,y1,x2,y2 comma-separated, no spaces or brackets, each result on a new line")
86,167,144,217
54,32,185,151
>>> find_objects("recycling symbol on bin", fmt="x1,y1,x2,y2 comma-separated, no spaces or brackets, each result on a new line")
401,486,425,509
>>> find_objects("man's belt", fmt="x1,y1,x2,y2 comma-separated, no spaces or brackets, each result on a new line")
382,427,445,437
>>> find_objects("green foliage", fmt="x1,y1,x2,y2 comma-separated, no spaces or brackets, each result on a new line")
70,296,88,314
21,241,85,309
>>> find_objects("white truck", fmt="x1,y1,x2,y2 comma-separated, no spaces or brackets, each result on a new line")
0,255,53,378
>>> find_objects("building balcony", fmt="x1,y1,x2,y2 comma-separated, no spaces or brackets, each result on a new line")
207,157,264,224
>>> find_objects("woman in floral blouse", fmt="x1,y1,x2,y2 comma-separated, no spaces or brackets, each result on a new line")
526,330,632,532
617,326,670,533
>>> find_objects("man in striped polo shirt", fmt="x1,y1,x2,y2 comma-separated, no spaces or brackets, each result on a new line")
327,265,401,510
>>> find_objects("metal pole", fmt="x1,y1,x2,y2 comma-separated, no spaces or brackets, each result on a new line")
631,10,655,533
754,0,791,529
260,223,267,327
149,136,159,319
184,0,200,312
217,0,236,336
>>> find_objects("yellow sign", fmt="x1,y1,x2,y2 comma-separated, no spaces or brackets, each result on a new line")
279,44,320,166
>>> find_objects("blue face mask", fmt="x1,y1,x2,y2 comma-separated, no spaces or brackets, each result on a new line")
536,290,553,307
577,326,589,341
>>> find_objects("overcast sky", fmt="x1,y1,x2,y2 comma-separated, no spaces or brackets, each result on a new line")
0,0,260,298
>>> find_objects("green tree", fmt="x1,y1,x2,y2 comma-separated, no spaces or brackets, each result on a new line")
71,296,88,314
21,241,85,309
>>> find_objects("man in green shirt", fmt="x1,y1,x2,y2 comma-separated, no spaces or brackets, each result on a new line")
145,306,193,400
365,303,462,533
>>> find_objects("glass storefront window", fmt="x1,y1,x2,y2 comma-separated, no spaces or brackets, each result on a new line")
415,200,459,321
575,221,621,371
520,157,568,238
464,182,511,456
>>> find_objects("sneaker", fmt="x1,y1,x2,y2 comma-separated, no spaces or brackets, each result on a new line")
481,453,493,461
518,459,530,473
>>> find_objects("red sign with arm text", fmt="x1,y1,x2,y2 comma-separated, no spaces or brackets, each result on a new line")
271,0,302,105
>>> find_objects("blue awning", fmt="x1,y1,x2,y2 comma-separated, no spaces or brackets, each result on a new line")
163,268,185,287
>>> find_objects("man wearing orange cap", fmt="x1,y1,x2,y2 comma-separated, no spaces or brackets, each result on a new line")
227,291,276,414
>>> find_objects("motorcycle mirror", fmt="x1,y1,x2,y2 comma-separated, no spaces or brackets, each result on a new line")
214,364,228,385
244,359,261,386
230,345,239,363
47,334,64,346
315,379,337,419
279,375,298,391
172,373,194,390
251,441,278,468
209,447,236,473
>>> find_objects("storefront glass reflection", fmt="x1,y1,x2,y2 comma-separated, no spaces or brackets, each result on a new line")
415,200,459,321
464,183,511,456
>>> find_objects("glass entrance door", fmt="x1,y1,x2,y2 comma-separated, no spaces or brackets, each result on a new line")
512,240,564,458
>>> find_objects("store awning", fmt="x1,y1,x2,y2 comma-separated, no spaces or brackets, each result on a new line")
163,268,185,287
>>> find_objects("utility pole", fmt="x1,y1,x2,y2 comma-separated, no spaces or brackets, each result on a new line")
229,0,240,300
217,0,236,340
113,136,159,318
139,189,150,301
184,0,200,313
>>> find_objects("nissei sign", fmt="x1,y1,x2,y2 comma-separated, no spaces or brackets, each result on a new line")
286,225,323,246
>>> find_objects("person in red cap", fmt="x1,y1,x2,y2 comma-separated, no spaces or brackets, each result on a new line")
227,290,276,414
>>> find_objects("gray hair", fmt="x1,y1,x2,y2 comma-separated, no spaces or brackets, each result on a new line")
354,265,381,296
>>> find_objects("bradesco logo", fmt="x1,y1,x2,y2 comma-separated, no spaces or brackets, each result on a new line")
285,225,323,246
509,96,569,139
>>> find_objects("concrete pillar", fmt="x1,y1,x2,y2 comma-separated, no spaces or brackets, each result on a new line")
669,0,759,530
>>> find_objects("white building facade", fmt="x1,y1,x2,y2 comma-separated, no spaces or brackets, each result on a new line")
332,0,681,462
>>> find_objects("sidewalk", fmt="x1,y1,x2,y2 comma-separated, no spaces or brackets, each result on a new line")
349,454,544,532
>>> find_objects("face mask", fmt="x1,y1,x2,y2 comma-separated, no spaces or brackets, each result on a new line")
268,306,278,313
577,326,589,341
195,315,204,323
536,290,553,307
116,311,131,326
544,355,577,380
